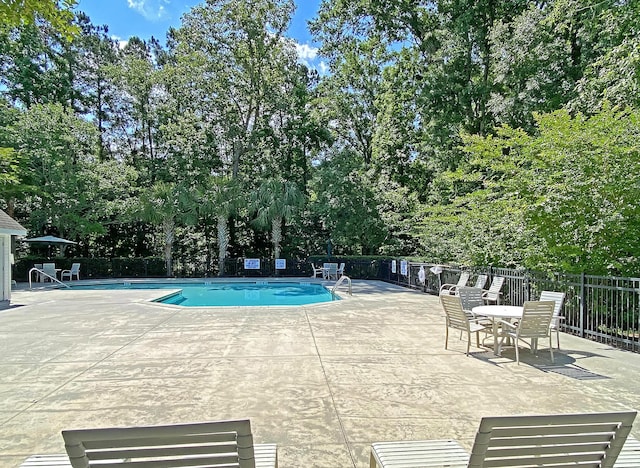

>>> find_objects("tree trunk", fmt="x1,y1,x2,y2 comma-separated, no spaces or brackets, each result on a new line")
272,216,282,260
163,219,174,277
217,214,228,277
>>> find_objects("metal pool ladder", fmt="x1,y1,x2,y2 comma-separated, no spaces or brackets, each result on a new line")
332,275,352,295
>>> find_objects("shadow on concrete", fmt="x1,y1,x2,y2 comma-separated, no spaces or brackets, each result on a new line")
472,346,609,380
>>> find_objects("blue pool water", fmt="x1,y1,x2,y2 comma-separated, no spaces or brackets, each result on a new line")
68,281,337,307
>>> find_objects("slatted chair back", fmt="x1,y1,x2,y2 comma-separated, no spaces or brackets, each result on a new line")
457,287,484,312
518,300,555,339
472,274,488,289
455,271,470,288
439,271,470,295
42,263,57,281
324,263,338,279
62,419,260,468
539,290,566,328
468,411,637,468
482,276,505,303
441,294,469,332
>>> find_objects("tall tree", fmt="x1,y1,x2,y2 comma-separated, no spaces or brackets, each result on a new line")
251,178,304,259
138,182,193,276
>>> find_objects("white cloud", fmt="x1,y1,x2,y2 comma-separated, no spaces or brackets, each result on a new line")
127,0,169,21
111,35,128,49
294,42,329,75
295,43,318,61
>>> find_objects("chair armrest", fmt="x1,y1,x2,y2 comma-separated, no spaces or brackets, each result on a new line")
498,319,517,330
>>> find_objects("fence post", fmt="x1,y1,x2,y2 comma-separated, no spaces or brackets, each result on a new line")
580,271,586,338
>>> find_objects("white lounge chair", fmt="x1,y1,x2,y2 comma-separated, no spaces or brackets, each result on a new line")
616,435,640,467
21,419,277,468
61,263,81,281
539,290,566,349
371,411,637,468
441,294,491,356
58,419,276,468
499,300,556,364
439,271,470,295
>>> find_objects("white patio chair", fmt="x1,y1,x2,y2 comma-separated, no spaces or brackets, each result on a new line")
33,263,43,282
472,273,488,289
61,263,81,281
310,262,324,278
482,276,505,304
499,300,555,364
439,271,470,295
42,263,58,282
336,262,345,278
324,262,338,280
370,411,637,468
441,294,491,356
539,290,566,349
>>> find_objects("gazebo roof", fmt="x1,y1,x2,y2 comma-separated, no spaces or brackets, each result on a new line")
0,210,27,236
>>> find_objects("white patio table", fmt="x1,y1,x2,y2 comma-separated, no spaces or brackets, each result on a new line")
472,305,523,355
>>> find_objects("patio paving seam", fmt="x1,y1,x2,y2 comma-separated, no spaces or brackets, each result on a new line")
304,309,358,468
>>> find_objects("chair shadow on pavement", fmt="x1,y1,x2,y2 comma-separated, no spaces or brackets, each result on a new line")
472,346,610,380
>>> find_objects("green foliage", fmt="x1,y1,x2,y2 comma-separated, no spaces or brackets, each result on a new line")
422,106,640,275
1,0,640,278
0,0,79,40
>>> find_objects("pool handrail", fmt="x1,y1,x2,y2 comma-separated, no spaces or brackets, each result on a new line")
28,267,70,290
333,275,352,295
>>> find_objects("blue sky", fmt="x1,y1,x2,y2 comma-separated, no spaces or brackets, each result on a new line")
74,0,324,70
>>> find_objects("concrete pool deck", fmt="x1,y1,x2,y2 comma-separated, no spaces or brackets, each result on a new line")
1,279,639,467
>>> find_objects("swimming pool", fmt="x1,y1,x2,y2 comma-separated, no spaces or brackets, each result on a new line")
68,281,338,307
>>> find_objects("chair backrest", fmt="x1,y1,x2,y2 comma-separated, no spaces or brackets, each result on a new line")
42,263,56,276
325,263,338,275
517,301,555,338
457,287,484,311
539,290,566,326
337,262,345,273
440,295,470,332
456,271,471,287
70,263,81,273
468,411,637,468
484,276,505,301
473,274,488,289
62,419,259,468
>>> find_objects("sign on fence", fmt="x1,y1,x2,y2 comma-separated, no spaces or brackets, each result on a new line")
275,259,286,270
244,258,261,270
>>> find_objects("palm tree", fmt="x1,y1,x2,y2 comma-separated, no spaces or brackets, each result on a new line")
138,182,192,277
197,176,241,276
251,178,304,259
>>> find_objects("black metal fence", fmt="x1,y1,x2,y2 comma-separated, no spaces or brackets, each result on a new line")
15,256,639,352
